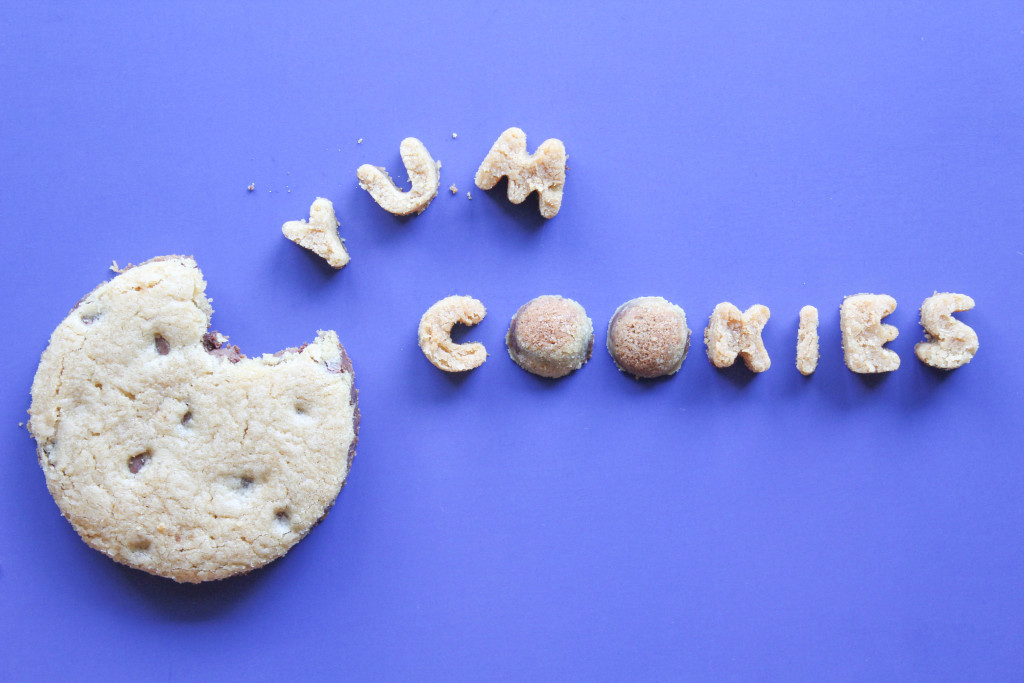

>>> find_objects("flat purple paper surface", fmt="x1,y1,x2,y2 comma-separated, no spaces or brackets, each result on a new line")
2,3,1023,680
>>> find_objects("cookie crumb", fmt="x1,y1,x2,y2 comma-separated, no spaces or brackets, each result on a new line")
357,138,363,144
247,183,255,192
466,191,472,200
19,422,23,427
449,184,458,195
452,133,458,139
110,261,120,273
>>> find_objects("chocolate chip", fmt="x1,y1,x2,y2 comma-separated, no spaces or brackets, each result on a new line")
154,335,170,355
128,451,151,474
274,508,291,531
40,442,56,468
204,333,244,363
210,345,243,363
128,538,151,553
336,343,353,375
239,475,254,490
202,332,220,352
181,410,193,425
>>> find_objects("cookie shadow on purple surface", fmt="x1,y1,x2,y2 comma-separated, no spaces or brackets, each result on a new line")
479,178,550,231
116,557,279,620
713,362,760,389
855,371,892,390
272,236,340,286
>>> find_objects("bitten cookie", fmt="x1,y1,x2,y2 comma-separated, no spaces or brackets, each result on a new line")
607,297,690,379
28,256,359,583
506,295,593,378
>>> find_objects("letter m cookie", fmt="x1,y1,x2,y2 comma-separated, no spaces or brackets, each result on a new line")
475,127,566,219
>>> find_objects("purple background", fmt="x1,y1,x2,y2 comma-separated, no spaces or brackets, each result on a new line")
2,2,1023,680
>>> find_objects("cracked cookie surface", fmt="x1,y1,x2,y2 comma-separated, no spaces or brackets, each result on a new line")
28,256,359,582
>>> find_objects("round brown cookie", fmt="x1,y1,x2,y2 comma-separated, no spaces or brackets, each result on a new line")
28,256,359,583
506,295,594,378
607,296,690,379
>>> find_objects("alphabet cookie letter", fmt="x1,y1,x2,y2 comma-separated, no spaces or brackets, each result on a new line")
840,294,900,373
357,137,441,215
418,296,488,372
475,127,566,219
915,292,978,369
282,197,350,269
796,305,819,376
705,303,771,372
